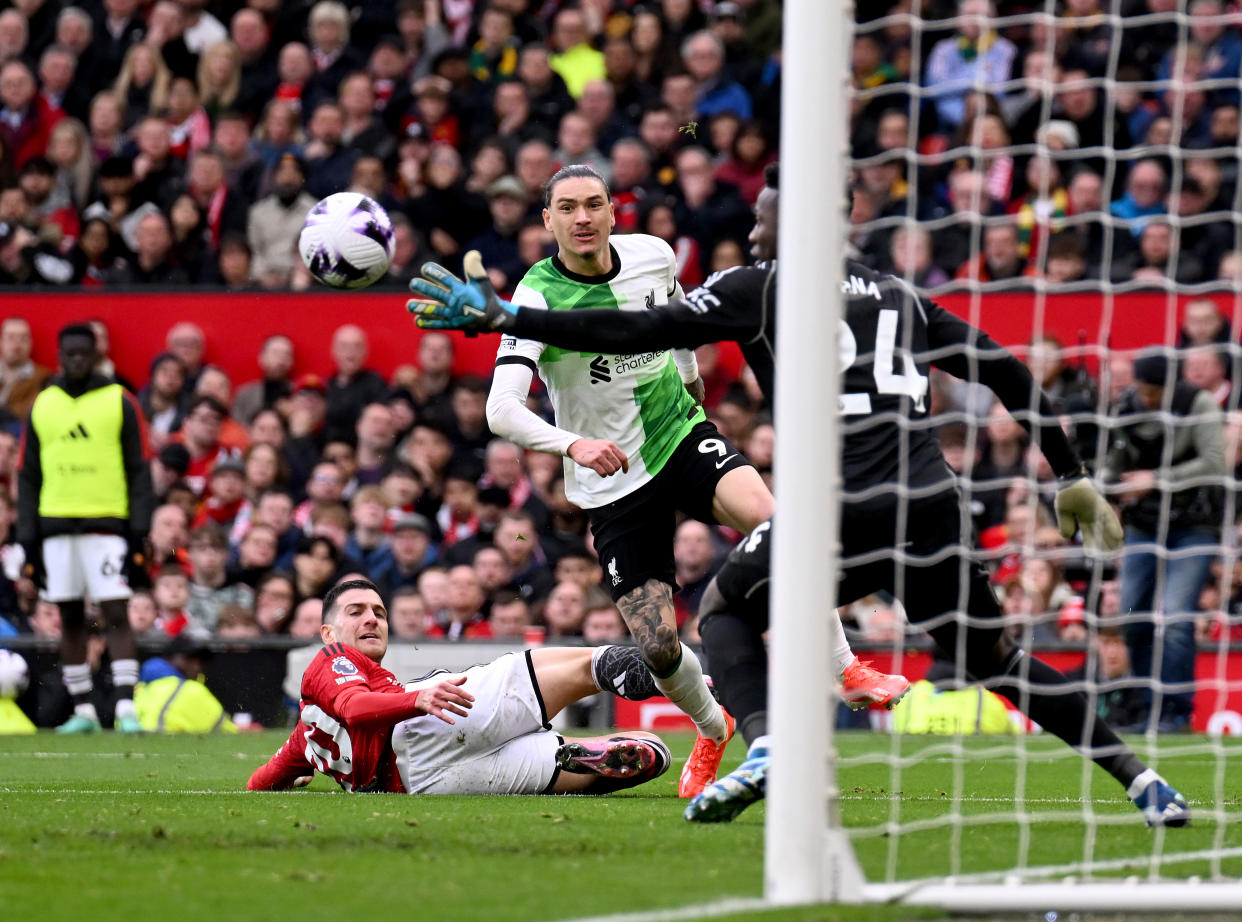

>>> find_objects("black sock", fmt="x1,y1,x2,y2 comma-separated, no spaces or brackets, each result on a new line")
591,645,658,701
989,654,1145,789
699,613,768,744
740,711,768,746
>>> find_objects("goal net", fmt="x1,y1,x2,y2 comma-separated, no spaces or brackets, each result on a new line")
770,0,1242,911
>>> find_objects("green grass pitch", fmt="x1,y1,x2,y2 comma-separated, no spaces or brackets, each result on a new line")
1,731,1238,922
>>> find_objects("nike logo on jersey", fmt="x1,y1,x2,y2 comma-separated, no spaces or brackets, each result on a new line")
715,454,738,469
589,355,611,384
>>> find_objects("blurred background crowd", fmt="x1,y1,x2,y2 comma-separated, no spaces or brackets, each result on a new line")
1,0,1242,732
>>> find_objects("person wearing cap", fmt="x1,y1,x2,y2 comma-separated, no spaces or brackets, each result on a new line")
17,323,154,734
462,175,528,293
248,151,316,288
192,457,248,529
1101,350,1226,733
369,510,435,601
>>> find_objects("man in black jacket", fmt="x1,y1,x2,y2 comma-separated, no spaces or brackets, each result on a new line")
1101,352,1225,733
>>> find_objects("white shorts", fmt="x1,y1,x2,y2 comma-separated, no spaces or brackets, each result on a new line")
42,534,132,604
392,651,561,795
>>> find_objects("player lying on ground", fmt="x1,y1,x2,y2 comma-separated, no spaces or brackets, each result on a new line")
411,164,908,803
248,578,673,795
405,164,1190,829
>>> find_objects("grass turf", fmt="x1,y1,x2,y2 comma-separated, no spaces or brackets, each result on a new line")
0,730,1237,922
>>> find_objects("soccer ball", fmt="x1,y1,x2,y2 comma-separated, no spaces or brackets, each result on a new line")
299,192,395,289
0,649,29,699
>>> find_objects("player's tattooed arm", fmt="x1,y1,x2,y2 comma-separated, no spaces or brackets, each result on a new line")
617,580,680,674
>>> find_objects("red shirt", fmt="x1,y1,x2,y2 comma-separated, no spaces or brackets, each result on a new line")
247,643,423,793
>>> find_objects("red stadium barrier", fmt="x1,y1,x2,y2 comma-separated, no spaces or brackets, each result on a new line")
5,290,744,388
612,648,1242,735
7,289,1237,391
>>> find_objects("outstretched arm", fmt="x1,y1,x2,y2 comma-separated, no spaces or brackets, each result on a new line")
247,724,315,791
408,251,755,353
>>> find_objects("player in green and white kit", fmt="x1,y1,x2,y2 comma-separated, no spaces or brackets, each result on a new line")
484,165,772,797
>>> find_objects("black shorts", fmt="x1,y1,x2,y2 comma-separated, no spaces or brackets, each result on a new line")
708,489,1006,667
589,420,752,600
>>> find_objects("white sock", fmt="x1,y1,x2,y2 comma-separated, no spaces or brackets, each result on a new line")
62,662,93,696
747,734,771,759
111,658,140,689
1127,768,1160,800
74,702,99,721
830,608,856,679
652,643,728,743
114,698,137,720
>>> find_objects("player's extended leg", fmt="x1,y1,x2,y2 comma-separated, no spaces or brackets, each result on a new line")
56,598,100,733
551,730,672,793
98,597,142,733
903,495,1189,827
616,578,733,797
711,486,909,712
526,645,659,716
526,646,672,794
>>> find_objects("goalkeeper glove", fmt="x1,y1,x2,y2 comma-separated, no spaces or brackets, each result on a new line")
1054,474,1124,552
406,251,518,334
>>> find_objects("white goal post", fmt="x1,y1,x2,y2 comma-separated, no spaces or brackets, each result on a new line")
768,0,1242,911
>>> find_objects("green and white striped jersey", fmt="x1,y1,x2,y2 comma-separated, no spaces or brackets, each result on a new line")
493,234,704,508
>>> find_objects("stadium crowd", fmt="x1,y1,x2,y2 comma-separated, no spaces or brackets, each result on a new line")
0,0,1241,733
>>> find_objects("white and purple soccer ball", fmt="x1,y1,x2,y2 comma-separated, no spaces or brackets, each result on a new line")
0,649,28,699
299,192,395,289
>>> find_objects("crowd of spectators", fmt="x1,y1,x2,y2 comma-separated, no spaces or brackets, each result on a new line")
0,0,781,290
850,0,1242,289
0,316,754,650
0,1,1241,733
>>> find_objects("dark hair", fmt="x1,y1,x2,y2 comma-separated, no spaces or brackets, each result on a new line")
543,163,610,208
295,533,340,562
58,323,96,346
322,577,382,623
381,461,422,483
491,588,525,609
187,394,228,419
257,486,294,506
188,523,229,549
764,161,778,191
556,546,596,565
453,374,489,396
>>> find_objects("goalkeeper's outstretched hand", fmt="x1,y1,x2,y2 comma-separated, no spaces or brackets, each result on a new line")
1054,475,1124,552
407,250,517,334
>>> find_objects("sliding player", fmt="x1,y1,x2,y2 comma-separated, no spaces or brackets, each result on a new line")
247,579,672,795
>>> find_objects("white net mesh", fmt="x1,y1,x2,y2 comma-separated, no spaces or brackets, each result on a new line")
833,0,1242,901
